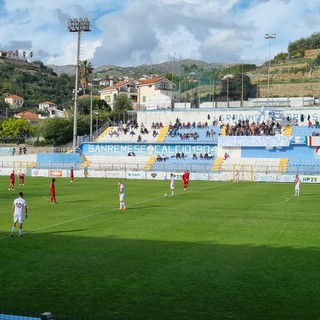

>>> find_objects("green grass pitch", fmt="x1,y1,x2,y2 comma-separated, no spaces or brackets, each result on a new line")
1,176,320,320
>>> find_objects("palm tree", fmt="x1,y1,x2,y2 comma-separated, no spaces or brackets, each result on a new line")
79,60,93,95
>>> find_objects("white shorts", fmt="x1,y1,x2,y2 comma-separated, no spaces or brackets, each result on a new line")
119,194,125,201
14,214,24,224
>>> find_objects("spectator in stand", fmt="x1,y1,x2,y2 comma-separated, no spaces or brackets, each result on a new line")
137,135,142,142
192,153,197,160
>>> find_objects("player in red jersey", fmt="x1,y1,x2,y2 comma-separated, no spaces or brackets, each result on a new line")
182,170,190,191
8,170,15,191
19,172,25,186
70,167,74,182
50,178,57,204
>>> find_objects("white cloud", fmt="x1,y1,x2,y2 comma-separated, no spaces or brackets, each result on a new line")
0,0,319,67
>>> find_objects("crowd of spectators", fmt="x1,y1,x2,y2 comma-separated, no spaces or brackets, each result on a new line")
107,119,160,142
12,146,27,155
151,122,163,129
156,151,214,162
192,152,214,160
222,120,282,136
168,117,218,139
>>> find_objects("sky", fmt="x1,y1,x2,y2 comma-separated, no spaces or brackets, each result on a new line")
0,0,319,68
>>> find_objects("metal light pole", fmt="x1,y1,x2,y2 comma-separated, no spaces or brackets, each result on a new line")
241,64,244,107
264,33,276,107
67,17,91,152
223,74,234,108
89,83,93,142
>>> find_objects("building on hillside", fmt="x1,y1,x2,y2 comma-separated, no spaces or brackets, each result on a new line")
38,101,65,118
39,101,57,111
14,111,39,120
137,77,176,110
5,94,24,109
99,80,138,110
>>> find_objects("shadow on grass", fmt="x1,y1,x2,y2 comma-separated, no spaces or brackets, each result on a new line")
1,233,320,320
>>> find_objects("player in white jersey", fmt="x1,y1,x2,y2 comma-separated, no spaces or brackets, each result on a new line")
235,169,240,183
294,175,301,196
118,181,126,210
170,173,175,196
11,192,28,237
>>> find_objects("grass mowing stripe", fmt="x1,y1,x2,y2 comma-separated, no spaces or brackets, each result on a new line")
1,177,320,320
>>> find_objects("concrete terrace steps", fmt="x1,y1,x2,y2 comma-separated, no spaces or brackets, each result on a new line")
220,158,281,173
279,158,288,172
156,126,169,142
212,157,224,171
282,126,292,136
144,156,157,170
95,127,112,142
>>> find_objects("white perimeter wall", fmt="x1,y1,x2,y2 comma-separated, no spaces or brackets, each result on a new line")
136,107,320,127
0,168,313,184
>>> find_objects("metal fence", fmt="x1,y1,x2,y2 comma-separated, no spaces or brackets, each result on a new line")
0,161,81,170
0,158,320,176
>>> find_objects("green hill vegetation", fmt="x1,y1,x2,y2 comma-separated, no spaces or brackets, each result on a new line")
1,32,320,145
1,31,320,111
0,58,75,110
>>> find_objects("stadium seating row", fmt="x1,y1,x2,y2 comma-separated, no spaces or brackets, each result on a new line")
89,125,320,174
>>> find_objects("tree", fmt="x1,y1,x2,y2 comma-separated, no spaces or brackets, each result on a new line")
220,73,256,101
113,95,133,112
38,118,73,146
274,52,289,63
79,60,93,95
0,118,31,141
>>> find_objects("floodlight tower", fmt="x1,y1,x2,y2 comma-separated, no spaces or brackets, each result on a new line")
264,33,276,107
67,17,91,152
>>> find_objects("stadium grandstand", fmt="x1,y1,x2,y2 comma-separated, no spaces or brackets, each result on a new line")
2,105,320,183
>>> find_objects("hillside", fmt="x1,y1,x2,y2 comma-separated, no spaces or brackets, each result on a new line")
0,58,75,109
49,59,228,78
1,51,320,114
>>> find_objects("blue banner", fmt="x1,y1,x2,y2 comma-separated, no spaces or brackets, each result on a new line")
218,136,292,147
81,142,217,157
